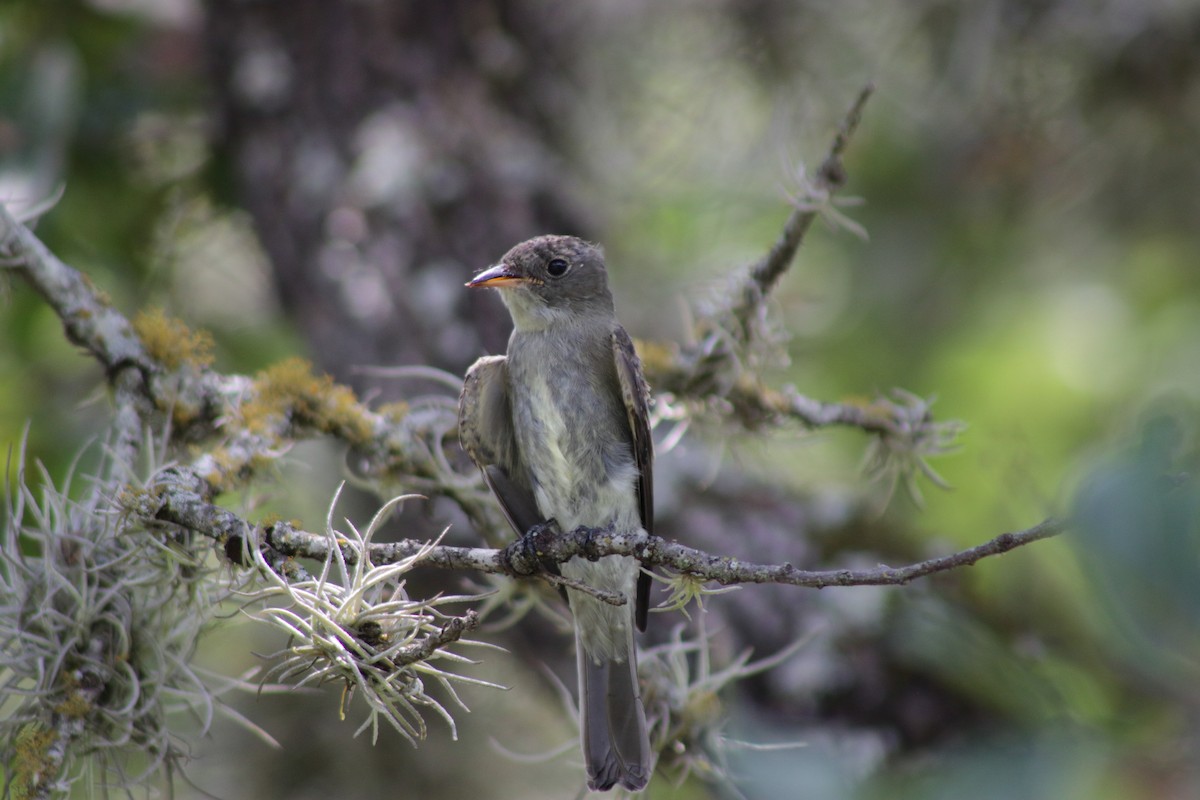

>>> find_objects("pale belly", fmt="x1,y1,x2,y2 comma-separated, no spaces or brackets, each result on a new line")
515,370,640,533
513,369,642,662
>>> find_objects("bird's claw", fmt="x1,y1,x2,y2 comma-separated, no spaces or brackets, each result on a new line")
504,519,559,576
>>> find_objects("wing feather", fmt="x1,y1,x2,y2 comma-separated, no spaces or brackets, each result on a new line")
459,355,542,535
611,328,654,630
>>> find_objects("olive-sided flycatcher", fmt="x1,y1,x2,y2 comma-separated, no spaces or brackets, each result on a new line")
459,235,653,791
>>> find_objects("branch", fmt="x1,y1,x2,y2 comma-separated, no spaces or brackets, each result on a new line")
0,204,154,379
1,201,512,546
645,353,901,434
135,469,625,605
640,84,884,427
468,516,1066,590
390,610,481,668
633,84,964,500
134,462,1066,591
743,81,874,304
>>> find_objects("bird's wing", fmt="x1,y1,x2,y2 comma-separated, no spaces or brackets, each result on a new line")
459,355,543,536
611,327,654,631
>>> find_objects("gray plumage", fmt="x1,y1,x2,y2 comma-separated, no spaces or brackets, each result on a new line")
460,235,653,792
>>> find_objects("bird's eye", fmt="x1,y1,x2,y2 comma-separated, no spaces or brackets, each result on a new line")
547,258,569,277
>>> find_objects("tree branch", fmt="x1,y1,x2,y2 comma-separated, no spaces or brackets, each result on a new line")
0,205,153,378
744,81,874,303
632,84,964,498
389,610,482,668
134,461,1066,592
0,204,512,546
0,85,897,508
415,516,1068,589
640,84,898,437
11,662,106,800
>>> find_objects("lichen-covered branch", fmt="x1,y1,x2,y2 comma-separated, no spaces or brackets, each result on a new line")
499,517,1067,590
0,86,936,516
0,206,154,378
633,84,963,495
7,669,104,800
644,352,901,434
4,131,1042,613
0,206,511,544
130,460,1066,593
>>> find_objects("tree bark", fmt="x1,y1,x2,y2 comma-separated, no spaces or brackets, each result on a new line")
205,0,593,387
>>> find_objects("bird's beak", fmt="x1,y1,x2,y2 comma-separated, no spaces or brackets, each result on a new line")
466,263,526,288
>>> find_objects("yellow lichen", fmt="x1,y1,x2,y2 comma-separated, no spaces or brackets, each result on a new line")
11,723,57,800
261,513,304,529
53,688,94,719
243,357,373,444
680,687,723,730
199,446,276,494
114,484,143,510
132,308,215,370
247,451,276,473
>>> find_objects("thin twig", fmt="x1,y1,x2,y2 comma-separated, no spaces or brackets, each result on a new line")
745,82,874,302
536,571,627,606
644,84,905,442
390,611,482,667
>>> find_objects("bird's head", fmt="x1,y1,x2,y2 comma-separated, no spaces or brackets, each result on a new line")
467,235,613,330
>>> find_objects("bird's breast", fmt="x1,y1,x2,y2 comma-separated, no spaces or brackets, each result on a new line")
508,339,638,532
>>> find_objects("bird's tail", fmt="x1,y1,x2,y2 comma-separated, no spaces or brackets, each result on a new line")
578,631,651,792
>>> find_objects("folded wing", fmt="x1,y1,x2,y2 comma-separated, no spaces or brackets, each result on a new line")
459,355,542,535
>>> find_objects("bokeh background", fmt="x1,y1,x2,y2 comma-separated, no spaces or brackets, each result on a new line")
3,1,1199,798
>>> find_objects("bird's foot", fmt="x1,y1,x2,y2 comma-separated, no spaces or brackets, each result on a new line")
503,519,560,576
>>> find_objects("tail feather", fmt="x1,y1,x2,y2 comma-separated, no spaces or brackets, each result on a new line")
578,635,651,791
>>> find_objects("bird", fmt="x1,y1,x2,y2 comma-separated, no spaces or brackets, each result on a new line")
459,235,654,792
